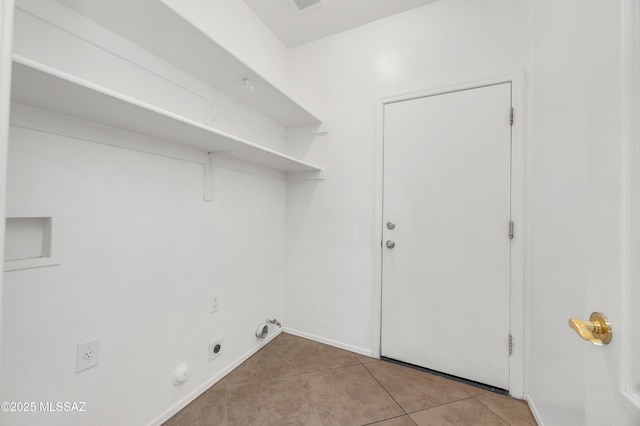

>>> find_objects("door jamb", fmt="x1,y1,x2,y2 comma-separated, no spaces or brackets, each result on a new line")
623,0,640,408
372,72,527,398
0,0,16,371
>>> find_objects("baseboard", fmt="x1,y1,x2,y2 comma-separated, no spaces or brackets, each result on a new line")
283,327,374,358
149,327,284,426
525,394,545,426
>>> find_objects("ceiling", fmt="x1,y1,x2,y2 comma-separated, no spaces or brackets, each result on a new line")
242,0,439,48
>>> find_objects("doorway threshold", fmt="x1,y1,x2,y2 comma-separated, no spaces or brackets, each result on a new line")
380,356,509,396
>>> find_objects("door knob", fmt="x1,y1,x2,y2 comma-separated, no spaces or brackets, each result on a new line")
568,312,612,346
386,240,396,249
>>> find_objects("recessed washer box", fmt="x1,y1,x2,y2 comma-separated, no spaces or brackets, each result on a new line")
4,209,62,271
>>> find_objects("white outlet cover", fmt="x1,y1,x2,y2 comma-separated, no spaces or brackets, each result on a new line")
209,294,220,313
76,338,99,373
209,338,224,361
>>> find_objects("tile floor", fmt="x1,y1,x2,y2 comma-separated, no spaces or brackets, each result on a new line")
165,333,537,426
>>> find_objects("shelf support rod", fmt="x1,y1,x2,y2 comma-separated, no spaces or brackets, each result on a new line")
210,78,254,124
204,152,214,201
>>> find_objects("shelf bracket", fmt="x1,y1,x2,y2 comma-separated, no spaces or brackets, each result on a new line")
204,152,214,202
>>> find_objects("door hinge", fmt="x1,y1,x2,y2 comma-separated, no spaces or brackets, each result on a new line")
510,107,514,126
509,334,513,355
509,221,514,239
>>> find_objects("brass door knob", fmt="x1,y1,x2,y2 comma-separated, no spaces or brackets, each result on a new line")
568,312,612,346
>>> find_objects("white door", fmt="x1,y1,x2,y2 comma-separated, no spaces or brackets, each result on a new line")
582,2,640,424
381,83,513,390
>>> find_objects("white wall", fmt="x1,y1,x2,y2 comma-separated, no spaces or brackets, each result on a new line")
1,1,287,425
285,0,530,355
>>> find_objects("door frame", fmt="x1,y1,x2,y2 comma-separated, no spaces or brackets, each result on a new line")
623,0,640,409
0,0,16,368
372,72,527,398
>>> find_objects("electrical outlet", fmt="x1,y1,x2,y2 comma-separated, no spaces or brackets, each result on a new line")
209,294,220,313
76,338,100,373
208,338,223,361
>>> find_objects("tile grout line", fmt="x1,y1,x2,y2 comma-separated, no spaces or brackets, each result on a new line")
403,395,476,415
364,360,483,419
406,395,511,425
472,395,518,426
361,412,418,426
226,359,363,388
361,362,413,421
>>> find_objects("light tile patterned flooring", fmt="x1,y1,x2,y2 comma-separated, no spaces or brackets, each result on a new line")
165,333,537,426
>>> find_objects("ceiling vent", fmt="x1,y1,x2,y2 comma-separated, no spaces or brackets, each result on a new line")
290,0,326,13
